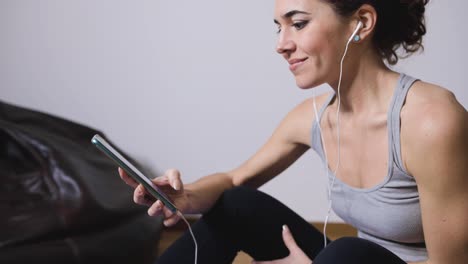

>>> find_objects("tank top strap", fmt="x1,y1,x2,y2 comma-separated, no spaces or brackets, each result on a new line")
388,73,419,172
311,92,335,154
317,92,335,120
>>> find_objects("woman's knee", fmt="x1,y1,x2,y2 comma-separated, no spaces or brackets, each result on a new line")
204,186,260,220
202,185,285,231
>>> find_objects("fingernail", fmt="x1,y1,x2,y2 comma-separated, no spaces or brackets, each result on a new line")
282,225,288,231
148,207,154,216
174,182,180,191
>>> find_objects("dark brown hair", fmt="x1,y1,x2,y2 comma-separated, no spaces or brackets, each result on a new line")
325,0,429,65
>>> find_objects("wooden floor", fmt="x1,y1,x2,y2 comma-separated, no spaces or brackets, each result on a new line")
156,218,357,263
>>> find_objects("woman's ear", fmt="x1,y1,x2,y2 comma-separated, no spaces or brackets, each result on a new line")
352,4,377,42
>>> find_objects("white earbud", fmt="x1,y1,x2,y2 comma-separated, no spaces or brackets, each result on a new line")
348,21,363,43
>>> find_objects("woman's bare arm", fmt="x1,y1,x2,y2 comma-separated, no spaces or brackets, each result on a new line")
183,96,320,214
403,85,468,264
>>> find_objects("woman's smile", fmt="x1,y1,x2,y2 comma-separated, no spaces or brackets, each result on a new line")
288,57,308,72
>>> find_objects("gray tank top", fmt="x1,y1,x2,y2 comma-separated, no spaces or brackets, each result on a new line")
311,73,428,262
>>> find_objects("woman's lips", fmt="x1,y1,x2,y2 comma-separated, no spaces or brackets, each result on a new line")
288,58,308,72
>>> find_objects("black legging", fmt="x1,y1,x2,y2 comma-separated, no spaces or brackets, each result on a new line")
157,186,406,264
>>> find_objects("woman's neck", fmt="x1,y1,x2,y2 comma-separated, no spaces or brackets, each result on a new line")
329,51,399,115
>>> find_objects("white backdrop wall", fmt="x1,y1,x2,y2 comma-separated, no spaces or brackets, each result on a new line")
1,0,467,222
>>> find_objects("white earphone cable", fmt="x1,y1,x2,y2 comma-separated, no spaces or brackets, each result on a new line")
177,211,198,264
315,26,357,248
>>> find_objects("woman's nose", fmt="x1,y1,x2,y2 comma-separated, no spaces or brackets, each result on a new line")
276,32,295,55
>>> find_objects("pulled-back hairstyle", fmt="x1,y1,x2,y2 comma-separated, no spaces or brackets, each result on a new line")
325,0,429,65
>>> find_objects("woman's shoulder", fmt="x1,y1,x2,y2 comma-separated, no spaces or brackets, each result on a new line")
401,80,467,173
403,80,466,126
276,92,334,147
287,92,333,120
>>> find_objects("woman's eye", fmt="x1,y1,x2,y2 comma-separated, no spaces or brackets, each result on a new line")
276,26,282,34
275,20,308,34
292,21,308,30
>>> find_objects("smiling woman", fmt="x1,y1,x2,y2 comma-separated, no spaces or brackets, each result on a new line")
114,0,468,264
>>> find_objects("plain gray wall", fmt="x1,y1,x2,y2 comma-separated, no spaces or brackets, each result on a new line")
1,0,467,222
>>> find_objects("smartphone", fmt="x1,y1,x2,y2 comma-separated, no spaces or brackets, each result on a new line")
91,134,178,213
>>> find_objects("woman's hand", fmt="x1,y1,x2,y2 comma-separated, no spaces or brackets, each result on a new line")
252,225,312,264
118,168,191,226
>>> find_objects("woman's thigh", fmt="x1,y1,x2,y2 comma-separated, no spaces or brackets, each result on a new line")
314,237,407,264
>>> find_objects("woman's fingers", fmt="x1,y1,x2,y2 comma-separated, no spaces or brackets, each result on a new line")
146,200,181,225
164,169,183,191
162,207,181,226
147,200,165,216
282,225,299,252
134,184,155,206
122,167,183,226
118,167,139,188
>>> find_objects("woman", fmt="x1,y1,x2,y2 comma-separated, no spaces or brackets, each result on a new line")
120,0,468,263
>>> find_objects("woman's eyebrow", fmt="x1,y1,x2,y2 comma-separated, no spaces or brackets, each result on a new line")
283,10,311,18
274,10,311,24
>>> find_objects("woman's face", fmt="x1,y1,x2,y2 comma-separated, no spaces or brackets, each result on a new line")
274,0,349,89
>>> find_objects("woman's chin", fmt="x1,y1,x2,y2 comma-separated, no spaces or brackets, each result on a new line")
295,79,318,90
